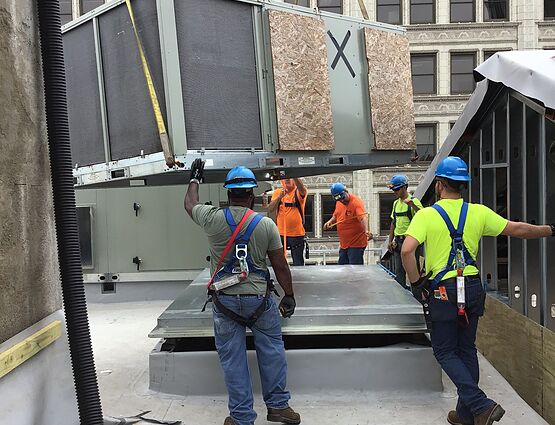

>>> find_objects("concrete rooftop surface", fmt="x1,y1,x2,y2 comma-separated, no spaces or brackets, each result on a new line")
89,301,548,425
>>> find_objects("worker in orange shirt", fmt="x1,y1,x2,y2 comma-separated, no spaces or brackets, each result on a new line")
323,183,372,265
267,178,308,266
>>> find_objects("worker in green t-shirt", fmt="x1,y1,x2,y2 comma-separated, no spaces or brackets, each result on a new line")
387,175,423,287
401,156,555,425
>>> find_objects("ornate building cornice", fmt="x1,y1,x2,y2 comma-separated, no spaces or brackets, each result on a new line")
538,21,555,42
413,96,469,116
406,22,519,45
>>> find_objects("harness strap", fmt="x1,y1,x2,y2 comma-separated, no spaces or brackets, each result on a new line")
276,189,305,225
212,282,271,328
207,209,254,289
430,202,476,288
392,199,413,225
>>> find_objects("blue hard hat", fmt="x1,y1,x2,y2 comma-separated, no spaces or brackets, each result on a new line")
435,156,471,182
330,183,347,200
224,166,258,189
388,175,408,191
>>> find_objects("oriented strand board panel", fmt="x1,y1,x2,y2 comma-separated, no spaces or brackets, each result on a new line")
268,10,334,151
364,28,416,151
476,296,543,415
543,328,555,425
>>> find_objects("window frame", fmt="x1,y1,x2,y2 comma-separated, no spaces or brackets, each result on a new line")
409,0,436,24
411,53,437,95
76,205,94,269
483,0,509,21
450,51,477,95
376,0,403,25
415,123,437,162
284,0,311,7
450,0,476,23
321,194,338,235
303,194,315,237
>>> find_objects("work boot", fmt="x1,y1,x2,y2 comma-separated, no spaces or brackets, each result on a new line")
448,410,472,425
223,417,235,425
474,404,505,425
267,406,301,424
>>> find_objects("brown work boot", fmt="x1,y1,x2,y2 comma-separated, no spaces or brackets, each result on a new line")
223,417,235,425
267,406,301,424
474,404,505,425
448,410,472,425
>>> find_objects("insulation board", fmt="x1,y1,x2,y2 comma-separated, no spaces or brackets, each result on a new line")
364,28,416,151
268,10,335,151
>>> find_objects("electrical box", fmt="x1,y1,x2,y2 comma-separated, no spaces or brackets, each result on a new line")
63,0,416,187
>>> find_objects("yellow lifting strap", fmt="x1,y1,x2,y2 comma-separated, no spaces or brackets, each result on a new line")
125,0,175,167
356,0,369,20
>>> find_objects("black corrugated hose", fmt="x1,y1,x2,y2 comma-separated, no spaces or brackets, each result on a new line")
37,1,104,424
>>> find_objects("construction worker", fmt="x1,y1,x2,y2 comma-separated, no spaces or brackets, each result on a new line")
387,175,423,287
323,183,372,265
267,178,308,266
184,160,301,425
401,156,555,425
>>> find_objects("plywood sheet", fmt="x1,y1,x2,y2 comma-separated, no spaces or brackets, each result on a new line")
543,327,555,425
268,10,334,151
476,296,543,415
363,28,416,151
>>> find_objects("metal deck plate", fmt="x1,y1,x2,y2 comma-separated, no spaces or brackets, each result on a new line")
149,265,427,338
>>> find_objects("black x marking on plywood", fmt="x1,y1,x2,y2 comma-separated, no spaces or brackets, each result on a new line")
327,30,355,78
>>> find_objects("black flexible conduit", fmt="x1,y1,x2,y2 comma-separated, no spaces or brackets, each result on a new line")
37,1,103,424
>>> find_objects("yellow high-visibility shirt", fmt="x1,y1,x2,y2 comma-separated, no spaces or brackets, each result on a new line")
390,195,423,236
406,198,508,281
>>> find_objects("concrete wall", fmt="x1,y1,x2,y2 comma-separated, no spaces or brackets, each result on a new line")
0,0,61,341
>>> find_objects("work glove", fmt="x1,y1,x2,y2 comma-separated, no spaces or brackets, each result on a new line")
279,294,296,318
189,158,205,183
410,272,432,303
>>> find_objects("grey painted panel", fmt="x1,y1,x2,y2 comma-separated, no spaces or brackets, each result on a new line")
98,0,166,160
525,106,542,324
481,167,496,291
323,16,373,154
175,0,262,150
508,96,525,314
545,118,555,331
149,344,441,396
63,22,105,166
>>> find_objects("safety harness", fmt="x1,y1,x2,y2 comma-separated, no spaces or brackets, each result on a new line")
430,202,476,326
392,198,414,226
203,208,274,328
276,189,309,258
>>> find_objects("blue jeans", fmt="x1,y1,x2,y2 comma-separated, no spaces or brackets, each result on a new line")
338,247,365,265
429,276,494,423
213,295,290,425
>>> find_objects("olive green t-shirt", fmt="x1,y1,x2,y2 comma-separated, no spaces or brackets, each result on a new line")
191,205,282,294
405,199,508,281
390,195,423,236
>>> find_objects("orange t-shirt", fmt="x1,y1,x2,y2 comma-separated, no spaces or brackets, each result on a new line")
271,188,306,237
333,194,367,249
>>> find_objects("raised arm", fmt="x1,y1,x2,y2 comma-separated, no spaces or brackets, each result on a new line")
184,158,205,217
267,189,284,214
293,178,307,197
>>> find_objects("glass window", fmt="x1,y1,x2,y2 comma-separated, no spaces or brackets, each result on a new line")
82,0,104,14
60,0,73,25
451,52,476,94
411,54,436,95
318,0,343,14
377,0,402,24
321,194,337,234
285,0,311,6
545,0,555,18
303,195,315,236
410,0,435,24
77,206,93,268
379,193,396,234
484,0,508,20
415,124,437,161
450,0,475,22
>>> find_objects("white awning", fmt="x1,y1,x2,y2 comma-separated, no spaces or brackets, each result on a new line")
474,50,555,109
